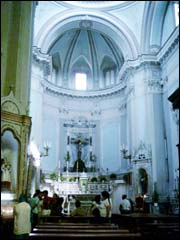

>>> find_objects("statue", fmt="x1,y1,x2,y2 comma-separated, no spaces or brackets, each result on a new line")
72,137,87,172
1,157,11,190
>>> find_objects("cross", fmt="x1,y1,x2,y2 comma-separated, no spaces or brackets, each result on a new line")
71,136,89,173
71,136,89,159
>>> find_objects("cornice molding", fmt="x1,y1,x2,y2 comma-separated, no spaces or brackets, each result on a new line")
35,30,178,99
158,28,179,65
42,80,126,99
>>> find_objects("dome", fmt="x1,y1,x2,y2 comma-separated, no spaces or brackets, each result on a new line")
47,21,124,92
56,1,136,10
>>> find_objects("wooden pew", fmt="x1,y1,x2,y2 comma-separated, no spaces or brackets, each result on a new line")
139,222,179,240
112,213,179,233
39,216,95,223
29,232,142,239
35,223,118,229
33,228,130,233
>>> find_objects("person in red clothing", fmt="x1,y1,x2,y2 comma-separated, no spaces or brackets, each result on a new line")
42,190,52,216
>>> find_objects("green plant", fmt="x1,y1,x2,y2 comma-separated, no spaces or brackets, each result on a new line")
69,177,75,182
91,177,98,182
110,173,117,180
50,172,58,181
60,176,66,182
99,175,107,182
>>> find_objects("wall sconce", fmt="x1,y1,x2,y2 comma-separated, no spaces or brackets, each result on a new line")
41,141,51,157
120,145,131,160
28,141,51,167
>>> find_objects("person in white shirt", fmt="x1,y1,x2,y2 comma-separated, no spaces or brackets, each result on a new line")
100,191,112,222
119,194,131,214
13,193,31,239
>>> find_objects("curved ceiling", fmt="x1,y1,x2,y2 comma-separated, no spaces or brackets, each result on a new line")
48,24,124,91
34,1,140,97
57,1,136,10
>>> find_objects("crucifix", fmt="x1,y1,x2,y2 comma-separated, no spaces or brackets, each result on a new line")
71,136,89,173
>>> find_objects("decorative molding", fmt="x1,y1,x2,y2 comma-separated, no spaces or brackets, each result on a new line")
32,46,52,75
132,140,152,161
2,101,19,115
64,118,96,128
1,122,21,140
43,80,126,99
79,20,93,29
158,28,179,65
171,108,179,127
56,1,136,10
35,29,178,99
1,90,26,115
146,79,163,93
59,108,69,115
118,102,126,113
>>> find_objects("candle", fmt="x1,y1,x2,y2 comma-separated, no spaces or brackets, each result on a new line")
90,136,92,145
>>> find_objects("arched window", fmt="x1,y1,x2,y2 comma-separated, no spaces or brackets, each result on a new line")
75,73,87,90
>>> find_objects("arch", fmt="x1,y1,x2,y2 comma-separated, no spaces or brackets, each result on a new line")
1,125,21,143
100,56,117,86
34,9,139,60
71,55,92,73
141,1,169,53
100,55,117,71
138,168,148,195
1,130,20,193
52,52,61,69
150,1,168,47
70,55,92,90
1,90,25,115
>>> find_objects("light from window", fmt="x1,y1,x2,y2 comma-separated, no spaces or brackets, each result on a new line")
75,73,87,90
174,3,179,26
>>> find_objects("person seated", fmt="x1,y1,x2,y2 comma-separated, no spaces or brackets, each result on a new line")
90,207,105,224
135,193,144,212
41,190,52,216
90,194,101,215
119,194,131,214
71,200,86,216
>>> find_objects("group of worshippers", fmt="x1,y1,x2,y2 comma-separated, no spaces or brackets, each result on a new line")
13,189,64,239
12,190,112,239
119,193,144,214
71,191,112,223
12,190,142,239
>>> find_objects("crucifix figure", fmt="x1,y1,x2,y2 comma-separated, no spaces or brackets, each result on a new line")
71,136,89,172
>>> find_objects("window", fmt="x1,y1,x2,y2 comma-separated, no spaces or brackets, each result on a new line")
174,2,179,26
75,73,87,90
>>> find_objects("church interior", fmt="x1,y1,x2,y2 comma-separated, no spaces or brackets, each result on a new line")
1,1,179,239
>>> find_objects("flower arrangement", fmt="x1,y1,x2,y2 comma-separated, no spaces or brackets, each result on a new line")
50,172,58,181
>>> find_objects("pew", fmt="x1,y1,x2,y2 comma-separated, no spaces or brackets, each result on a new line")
139,222,179,240
29,232,142,239
112,213,179,233
35,222,118,229
33,228,130,233
39,215,95,223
